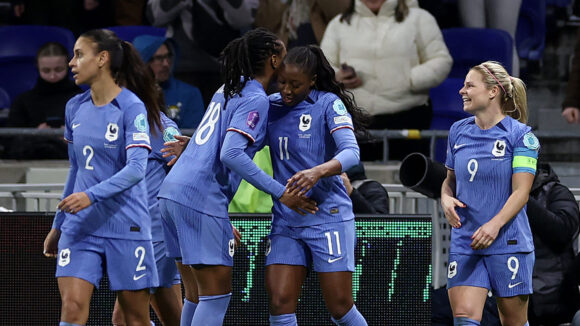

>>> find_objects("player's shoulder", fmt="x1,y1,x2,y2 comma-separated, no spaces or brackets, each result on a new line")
502,116,533,143
449,116,474,134
116,88,144,109
65,89,91,114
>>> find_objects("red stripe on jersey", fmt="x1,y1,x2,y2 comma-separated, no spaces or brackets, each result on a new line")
330,125,354,134
126,144,152,151
226,128,256,144
64,138,73,144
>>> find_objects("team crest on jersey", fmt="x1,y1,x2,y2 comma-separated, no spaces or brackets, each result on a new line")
523,132,539,150
448,261,457,278
332,99,347,115
299,114,312,131
492,139,506,157
105,123,119,142
163,126,180,142
134,113,147,132
228,239,235,257
59,248,71,267
265,238,271,256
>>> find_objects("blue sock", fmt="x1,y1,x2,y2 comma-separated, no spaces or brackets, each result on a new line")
181,299,197,326
191,293,231,326
331,305,367,326
454,317,480,325
60,323,83,326
270,313,297,326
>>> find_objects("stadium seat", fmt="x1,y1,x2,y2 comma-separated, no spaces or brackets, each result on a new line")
0,87,10,109
0,56,38,102
430,28,513,161
105,25,167,42
516,0,546,61
0,25,75,58
442,27,513,78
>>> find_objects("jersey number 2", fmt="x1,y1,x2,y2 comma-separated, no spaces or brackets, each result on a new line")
83,145,94,170
195,101,221,145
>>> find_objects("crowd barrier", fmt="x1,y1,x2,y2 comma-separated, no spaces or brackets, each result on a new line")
0,213,432,325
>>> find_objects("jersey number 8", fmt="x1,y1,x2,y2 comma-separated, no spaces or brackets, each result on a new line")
195,101,221,145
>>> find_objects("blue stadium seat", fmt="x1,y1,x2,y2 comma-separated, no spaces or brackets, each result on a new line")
0,56,38,102
0,87,10,109
0,25,75,58
442,27,513,78
516,0,546,61
105,25,167,42
430,28,513,161
546,0,570,7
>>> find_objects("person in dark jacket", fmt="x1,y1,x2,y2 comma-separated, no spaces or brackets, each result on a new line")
341,162,389,214
7,42,81,128
527,162,580,325
3,42,81,159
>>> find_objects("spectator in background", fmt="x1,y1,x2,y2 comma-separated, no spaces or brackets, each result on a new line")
527,162,580,325
341,162,389,214
8,42,81,129
320,0,452,161
309,0,351,44
133,35,205,128
457,0,522,77
562,28,580,124
146,0,258,105
4,42,81,159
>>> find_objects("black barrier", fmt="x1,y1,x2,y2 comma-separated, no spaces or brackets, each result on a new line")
0,213,432,325
399,152,447,199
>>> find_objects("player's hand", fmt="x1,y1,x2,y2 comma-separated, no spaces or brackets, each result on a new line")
470,221,500,250
340,173,353,196
286,167,322,196
441,194,465,228
562,107,580,124
162,135,190,166
280,188,318,215
43,228,61,258
58,192,91,214
232,224,241,247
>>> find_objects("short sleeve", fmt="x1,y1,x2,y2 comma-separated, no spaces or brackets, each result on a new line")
226,95,269,143
123,103,152,151
512,131,539,175
325,97,354,134
445,122,457,170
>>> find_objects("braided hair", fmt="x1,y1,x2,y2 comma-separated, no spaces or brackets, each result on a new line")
219,28,284,103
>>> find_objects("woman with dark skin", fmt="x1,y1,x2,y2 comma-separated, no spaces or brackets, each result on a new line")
265,45,368,326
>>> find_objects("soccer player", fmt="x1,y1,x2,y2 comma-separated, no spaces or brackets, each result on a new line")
112,111,184,326
156,28,316,326
43,29,161,326
265,45,368,326
441,61,539,326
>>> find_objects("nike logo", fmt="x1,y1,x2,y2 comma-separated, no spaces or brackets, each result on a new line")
72,123,81,129
453,144,467,150
508,282,522,289
133,273,146,281
328,256,343,263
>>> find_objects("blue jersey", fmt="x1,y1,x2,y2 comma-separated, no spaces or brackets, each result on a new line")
445,116,539,255
148,112,180,241
60,88,152,240
158,79,269,218
268,90,355,227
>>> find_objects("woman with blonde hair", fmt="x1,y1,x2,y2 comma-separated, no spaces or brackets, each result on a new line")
441,61,538,326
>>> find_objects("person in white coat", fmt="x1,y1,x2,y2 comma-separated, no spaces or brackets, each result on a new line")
321,0,452,160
